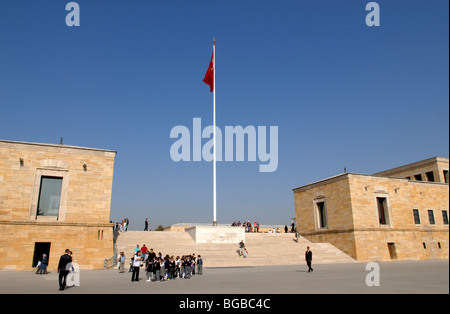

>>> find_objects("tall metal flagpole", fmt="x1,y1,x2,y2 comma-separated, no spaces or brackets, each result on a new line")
213,38,217,226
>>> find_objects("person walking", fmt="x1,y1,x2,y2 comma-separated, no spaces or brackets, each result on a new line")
197,255,203,275
57,249,72,291
144,218,149,231
305,246,313,272
131,251,142,282
119,252,126,273
238,240,245,257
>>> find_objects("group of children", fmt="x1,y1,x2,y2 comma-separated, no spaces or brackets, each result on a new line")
143,254,203,282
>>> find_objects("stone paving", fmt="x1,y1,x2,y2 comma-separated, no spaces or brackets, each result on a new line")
0,260,448,294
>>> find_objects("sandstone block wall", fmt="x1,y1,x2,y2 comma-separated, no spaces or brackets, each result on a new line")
0,140,116,271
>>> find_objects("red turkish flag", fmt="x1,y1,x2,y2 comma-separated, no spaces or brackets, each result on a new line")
203,51,214,92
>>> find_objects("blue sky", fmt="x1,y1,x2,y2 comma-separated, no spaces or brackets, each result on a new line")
0,0,448,230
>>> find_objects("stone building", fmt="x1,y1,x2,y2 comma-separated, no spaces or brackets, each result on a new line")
0,140,116,271
293,157,449,262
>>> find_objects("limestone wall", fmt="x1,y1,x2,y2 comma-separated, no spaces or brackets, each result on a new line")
0,140,116,271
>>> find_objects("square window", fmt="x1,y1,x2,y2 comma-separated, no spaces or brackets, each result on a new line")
425,171,435,182
414,174,423,181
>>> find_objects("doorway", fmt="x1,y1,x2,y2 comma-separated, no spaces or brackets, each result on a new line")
32,242,51,268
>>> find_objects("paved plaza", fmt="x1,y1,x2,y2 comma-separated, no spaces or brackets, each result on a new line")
0,260,448,294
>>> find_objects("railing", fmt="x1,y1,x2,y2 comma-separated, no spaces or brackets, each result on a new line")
104,255,117,269
104,229,119,269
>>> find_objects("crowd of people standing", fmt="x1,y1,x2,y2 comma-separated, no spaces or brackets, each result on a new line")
117,244,203,282
231,220,260,232
114,218,130,232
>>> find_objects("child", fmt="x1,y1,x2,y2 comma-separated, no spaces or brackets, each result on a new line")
175,256,181,278
169,256,176,280
180,257,186,278
184,256,192,279
146,258,154,282
197,255,203,275
154,258,161,282
159,258,166,281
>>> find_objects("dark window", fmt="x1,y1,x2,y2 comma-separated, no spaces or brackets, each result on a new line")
428,210,435,225
442,211,449,225
444,170,449,183
414,174,423,181
388,243,397,259
316,201,327,228
425,171,435,182
423,242,427,249
438,242,442,249
377,197,388,225
413,209,421,224
37,176,62,217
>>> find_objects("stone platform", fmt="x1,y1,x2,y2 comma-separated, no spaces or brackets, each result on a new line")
185,226,245,244
115,231,356,267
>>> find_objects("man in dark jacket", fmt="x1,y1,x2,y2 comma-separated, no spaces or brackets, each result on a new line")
305,247,313,272
57,249,72,290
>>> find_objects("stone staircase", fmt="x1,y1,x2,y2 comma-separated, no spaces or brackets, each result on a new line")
115,231,356,267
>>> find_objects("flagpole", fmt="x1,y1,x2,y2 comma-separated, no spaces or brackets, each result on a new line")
212,37,217,226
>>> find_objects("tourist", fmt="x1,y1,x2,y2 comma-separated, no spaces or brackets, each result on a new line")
175,256,181,278
159,258,166,281
37,253,48,274
238,240,245,257
197,255,203,275
285,225,288,233
148,248,156,261
129,257,134,272
57,249,72,291
164,255,170,280
145,257,154,282
144,218,149,231
305,246,313,272
141,244,148,262
153,258,161,282
35,259,41,274
131,251,142,282
180,256,186,278
184,256,192,279
192,253,196,275
118,252,126,273
169,256,176,280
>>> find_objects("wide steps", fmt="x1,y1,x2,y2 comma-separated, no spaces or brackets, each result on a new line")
115,231,356,267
